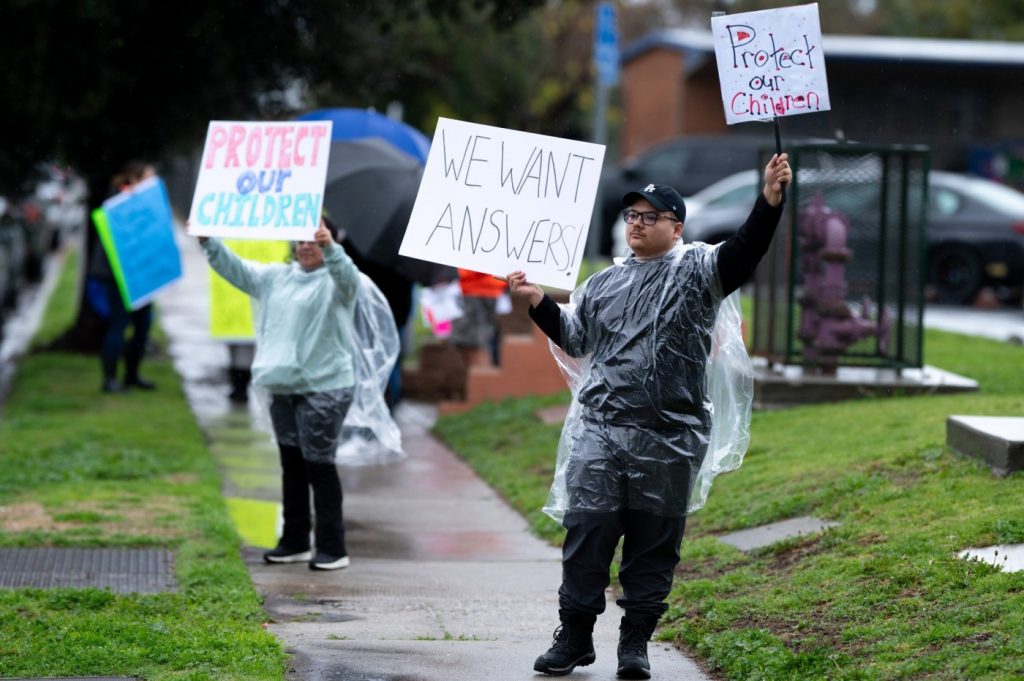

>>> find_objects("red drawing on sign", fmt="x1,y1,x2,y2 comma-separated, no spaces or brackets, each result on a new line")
737,31,750,40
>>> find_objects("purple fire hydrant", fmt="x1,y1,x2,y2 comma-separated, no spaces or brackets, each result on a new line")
796,193,891,372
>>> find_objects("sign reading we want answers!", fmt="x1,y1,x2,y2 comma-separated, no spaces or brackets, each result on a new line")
400,118,605,291
712,3,830,125
188,121,332,241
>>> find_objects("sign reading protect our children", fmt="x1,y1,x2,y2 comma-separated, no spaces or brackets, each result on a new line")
711,3,830,125
188,121,333,241
92,176,181,311
399,118,605,291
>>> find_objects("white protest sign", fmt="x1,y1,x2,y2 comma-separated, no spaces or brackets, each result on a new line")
188,121,332,240
399,118,605,291
712,3,830,125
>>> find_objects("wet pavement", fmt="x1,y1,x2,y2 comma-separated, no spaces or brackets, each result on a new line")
924,304,1024,343
0,250,65,406
158,230,711,680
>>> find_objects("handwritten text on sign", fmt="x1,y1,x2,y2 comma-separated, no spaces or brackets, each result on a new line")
399,118,605,291
188,121,332,241
94,176,182,311
711,3,830,125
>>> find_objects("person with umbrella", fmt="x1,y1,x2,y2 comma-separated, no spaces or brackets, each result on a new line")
321,137,457,406
509,153,791,678
194,216,360,570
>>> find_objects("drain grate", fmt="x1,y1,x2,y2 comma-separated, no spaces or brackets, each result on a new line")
0,548,177,594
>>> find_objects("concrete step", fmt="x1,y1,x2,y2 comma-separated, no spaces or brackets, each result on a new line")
947,415,1024,476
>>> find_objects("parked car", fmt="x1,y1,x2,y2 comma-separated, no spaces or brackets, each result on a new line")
20,163,86,279
611,168,1024,304
31,162,87,247
0,197,11,324
596,135,766,254
0,195,27,308
926,172,1024,303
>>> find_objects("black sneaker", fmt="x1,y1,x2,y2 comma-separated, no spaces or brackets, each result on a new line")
309,552,350,571
616,618,652,679
533,622,596,676
263,545,312,564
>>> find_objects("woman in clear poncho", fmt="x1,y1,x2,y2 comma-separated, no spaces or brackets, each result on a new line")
197,216,398,571
509,154,791,679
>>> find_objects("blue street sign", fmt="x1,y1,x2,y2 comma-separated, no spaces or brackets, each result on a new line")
594,2,619,87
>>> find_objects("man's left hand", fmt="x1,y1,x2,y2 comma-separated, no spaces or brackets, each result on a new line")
763,153,792,207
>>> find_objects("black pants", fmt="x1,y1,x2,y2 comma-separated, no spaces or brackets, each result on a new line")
100,281,152,383
558,509,686,619
278,444,347,557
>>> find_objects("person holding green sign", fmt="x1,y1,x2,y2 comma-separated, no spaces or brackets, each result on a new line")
88,162,158,393
195,217,361,571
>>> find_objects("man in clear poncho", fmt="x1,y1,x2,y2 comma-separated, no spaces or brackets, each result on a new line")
197,217,389,571
509,153,791,679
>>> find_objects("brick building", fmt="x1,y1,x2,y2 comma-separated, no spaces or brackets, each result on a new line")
619,29,1024,179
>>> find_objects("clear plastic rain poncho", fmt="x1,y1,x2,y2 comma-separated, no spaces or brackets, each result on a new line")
204,238,402,465
333,272,403,465
543,241,753,522
251,271,403,465
253,271,403,465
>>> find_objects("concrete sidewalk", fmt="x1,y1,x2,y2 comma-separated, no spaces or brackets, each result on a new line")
923,304,1024,344
160,232,710,680
252,404,709,680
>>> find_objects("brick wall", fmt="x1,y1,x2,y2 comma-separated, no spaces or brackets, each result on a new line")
403,293,571,412
621,48,686,159
621,50,734,161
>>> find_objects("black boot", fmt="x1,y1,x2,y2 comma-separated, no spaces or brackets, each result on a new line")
124,348,155,390
534,613,596,676
617,614,659,679
228,368,251,403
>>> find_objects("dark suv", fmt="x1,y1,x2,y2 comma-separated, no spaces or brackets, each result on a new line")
596,135,765,254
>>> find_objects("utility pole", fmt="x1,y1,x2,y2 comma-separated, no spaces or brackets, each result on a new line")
588,1,619,260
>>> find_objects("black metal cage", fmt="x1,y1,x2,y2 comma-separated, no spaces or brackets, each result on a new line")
752,143,930,371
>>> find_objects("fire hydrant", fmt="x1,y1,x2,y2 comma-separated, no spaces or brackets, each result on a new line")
796,194,891,373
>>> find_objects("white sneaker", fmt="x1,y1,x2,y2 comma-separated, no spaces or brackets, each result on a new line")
309,553,351,571
263,546,312,564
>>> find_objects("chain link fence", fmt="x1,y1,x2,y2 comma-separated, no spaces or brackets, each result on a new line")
752,143,929,371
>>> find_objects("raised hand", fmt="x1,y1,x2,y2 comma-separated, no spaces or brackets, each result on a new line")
507,270,544,307
763,153,792,206
314,222,333,248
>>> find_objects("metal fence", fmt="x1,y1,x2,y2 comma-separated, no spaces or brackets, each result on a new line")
751,143,930,371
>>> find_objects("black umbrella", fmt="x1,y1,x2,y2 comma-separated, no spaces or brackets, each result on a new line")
322,139,455,285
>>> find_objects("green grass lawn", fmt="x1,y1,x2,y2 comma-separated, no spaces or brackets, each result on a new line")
0,250,285,679
434,321,1024,679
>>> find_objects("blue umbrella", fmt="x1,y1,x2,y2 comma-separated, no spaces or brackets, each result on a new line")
295,108,430,165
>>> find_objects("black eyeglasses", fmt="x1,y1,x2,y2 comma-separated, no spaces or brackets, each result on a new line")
622,209,678,226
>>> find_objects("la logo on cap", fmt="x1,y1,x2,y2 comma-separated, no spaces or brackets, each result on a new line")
644,183,656,192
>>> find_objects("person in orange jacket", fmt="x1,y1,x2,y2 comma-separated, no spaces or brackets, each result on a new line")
450,268,508,366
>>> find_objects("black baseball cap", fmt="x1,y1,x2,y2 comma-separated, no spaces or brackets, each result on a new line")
622,184,686,223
